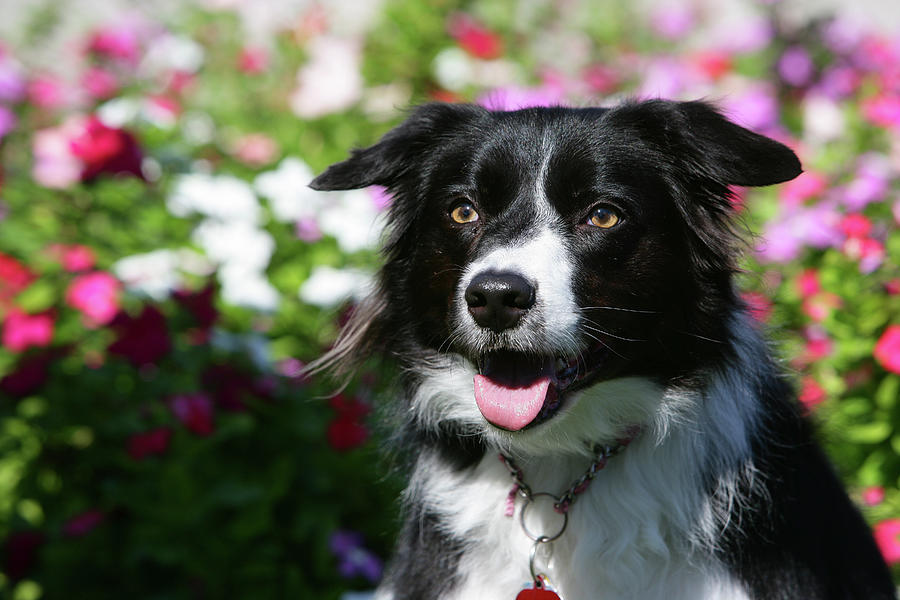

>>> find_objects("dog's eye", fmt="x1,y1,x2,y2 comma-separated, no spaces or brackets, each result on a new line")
588,206,619,229
449,201,479,224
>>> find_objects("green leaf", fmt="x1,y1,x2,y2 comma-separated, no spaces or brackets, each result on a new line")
845,420,892,444
15,280,56,313
875,375,899,410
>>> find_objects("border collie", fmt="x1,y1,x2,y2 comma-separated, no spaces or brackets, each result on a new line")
309,100,895,600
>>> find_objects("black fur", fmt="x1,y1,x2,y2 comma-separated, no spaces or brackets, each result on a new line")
311,100,895,599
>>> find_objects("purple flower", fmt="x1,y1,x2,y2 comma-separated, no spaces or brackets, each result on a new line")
842,154,890,211
638,57,692,99
757,201,843,262
0,105,16,140
778,46,814,87
330,530,383,584
724,85,779,132
295,217,323,243
814,65,860,100
478,86,565,111
650,6,695,40
717,16,773,54
369,185,392,212
0,56,26,103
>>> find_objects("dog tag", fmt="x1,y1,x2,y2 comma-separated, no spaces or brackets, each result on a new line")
516,587,560,600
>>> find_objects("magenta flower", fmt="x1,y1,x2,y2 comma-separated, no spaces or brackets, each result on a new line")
66,271,121,327
842,154,890,210
874,325,900,375
127,427,172,460
839,214,872,239
862,93,900,131
28,75,71,110
779,171,827,208
31,122,84,188
81,67,119,100
63,510,104,537
49,243,96,272
814,65,860,100
756,202,843,263
87,25,141,65
69,115,144,182
796,269,820,298
108,306,172,366
2,309,54,352
169,392,215,436
0,54,26,103
798,377,826,411
862,486,885,506
874,518,900,565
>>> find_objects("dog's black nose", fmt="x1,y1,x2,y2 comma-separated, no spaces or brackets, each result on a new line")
465,271,535,332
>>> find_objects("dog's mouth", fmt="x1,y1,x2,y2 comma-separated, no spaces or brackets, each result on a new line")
473,345,609,431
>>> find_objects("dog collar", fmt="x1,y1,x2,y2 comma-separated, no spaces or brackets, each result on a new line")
499,433,637,599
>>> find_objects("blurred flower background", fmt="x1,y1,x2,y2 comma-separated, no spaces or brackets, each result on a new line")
0,0,899,597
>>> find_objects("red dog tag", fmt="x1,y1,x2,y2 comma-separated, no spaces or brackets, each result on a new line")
516,587,561,599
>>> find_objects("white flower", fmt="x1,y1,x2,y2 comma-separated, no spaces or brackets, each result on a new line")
218,263,280,312
290,36,363,118
803,94,846,144
140,34,205,75
299,266,372,308
317,189,383,253
113,249,213,300
97,97,141,128
168,173,261,223
254,157,323,222
432,47,473,92
192,219,274,271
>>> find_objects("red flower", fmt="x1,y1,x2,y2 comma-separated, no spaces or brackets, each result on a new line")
692,50,733,80
201,364,270,411
0,252,34,312
66,271,121,327
108,306,172,366
448,14,503,60
3,530,44,581
798,377,826,411
0,352,54,398
68,115,143,182
127,427,172,460
874,325,900,374
2,309,54,352
63,510,104,537
327,395,370,451
874,519,900,565
169,392,215,436
173,282,218,331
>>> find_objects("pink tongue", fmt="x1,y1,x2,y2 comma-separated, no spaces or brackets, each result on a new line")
474,374,551,431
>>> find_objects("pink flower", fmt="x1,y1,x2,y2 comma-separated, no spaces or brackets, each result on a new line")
842,237,884,273
862,486,885,506
66,271,121,327
63,510,104,537
127,427,171,460
874,519,900,565
31,123,84,189
478,85,565,111
28,75,71,110
232,133,278,167
802,292,841,322
798,377,826,411
0,105,16,141
874,325,900,374
169,392,215,436
81,67,118,100
295,217,322,243
87,25,141,64
0,54,27,103
862,93,900,131
0,252,34,311
2,310,54,352
885,279,900,295
779,171,827,207
448,14,503,59
49,244,95,272
724,85,779,132
650,5,695,40
803,330,833,362
796,269,821,298
238,46,269,74
839,214,872,238
742,292,772,322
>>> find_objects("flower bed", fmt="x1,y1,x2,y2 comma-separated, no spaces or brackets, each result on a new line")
0,0,898,596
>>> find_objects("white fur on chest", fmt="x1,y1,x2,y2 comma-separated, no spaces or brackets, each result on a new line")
416,438,749,600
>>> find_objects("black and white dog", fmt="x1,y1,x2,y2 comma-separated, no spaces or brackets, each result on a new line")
310,100,895,600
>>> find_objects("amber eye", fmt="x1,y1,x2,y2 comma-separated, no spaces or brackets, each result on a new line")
588,206,620,229
449,201,479,224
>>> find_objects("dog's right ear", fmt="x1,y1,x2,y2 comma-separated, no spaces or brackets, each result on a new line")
309,102,486,191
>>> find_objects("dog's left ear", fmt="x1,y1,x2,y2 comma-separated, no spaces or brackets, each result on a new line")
624,100,802,186
309,102,486,191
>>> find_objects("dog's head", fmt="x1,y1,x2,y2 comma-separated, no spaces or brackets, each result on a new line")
311,100,800,454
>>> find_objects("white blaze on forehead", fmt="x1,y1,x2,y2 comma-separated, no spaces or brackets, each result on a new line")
459,226,579,348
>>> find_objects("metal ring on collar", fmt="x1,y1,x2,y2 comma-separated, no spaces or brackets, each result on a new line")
519,492,568,542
